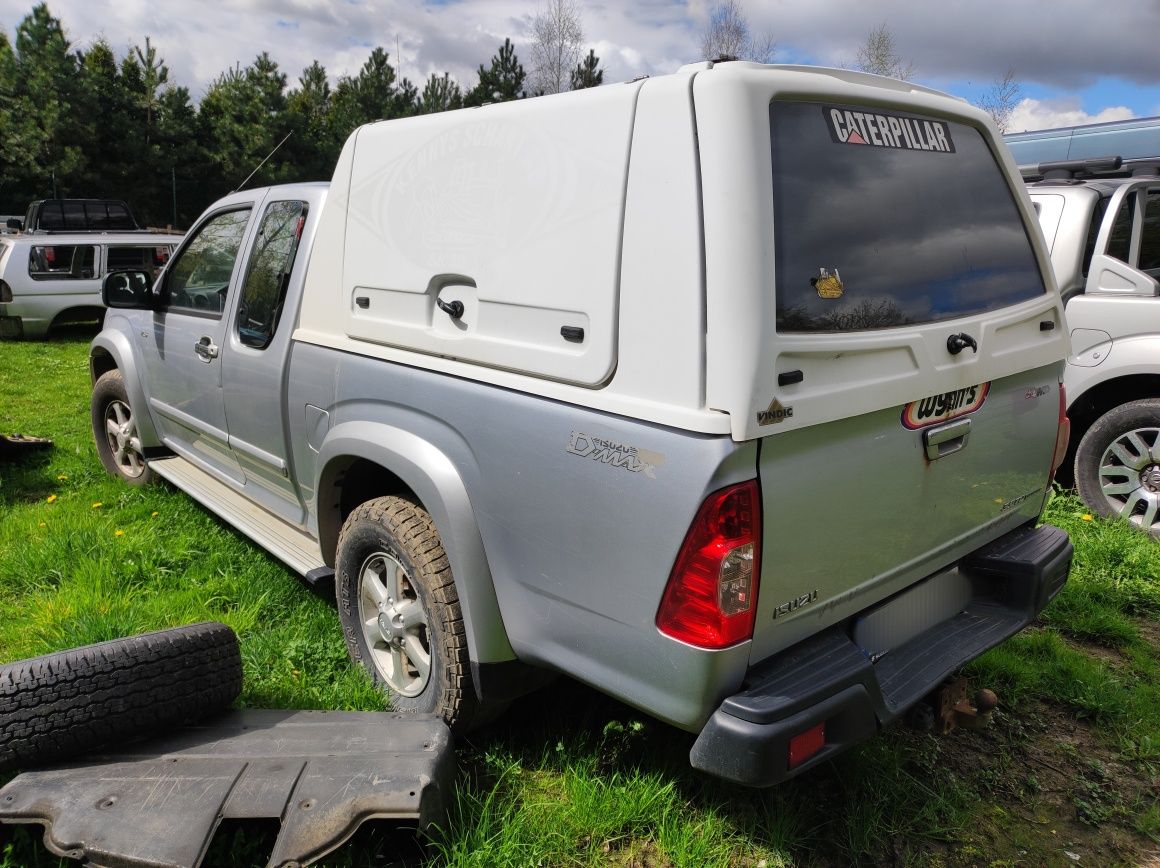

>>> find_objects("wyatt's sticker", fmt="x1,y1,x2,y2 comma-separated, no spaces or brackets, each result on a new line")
901,383,989,430
824,106,955,154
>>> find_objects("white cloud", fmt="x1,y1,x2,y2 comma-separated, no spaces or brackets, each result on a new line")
1007,98,1136,133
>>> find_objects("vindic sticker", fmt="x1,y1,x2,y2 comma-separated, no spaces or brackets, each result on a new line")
901,383,989,430
756,398,794,426
566,432,665,479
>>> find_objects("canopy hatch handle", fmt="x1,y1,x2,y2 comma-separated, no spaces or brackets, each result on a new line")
947,332,978,355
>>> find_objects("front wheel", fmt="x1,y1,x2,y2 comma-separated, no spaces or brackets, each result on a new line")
91,369,154,485
336,495,485,730
1075,399,1160,535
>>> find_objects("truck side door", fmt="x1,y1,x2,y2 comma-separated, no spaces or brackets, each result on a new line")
138,204,256,483
221,198,312,525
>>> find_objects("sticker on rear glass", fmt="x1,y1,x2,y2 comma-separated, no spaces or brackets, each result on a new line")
901,383,988,430
824,106,955,154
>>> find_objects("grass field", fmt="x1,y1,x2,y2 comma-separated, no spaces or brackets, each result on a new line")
2,330,1160,866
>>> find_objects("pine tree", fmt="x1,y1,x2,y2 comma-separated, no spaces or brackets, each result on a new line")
465,38,526,106
419,72,462,114
570,49,603,90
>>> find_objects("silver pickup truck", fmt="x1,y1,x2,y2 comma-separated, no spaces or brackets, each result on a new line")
90,61,1072,786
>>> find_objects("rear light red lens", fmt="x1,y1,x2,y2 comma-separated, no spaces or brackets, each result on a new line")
787,722,826,769
656,480,761,649
1050,383,1070,483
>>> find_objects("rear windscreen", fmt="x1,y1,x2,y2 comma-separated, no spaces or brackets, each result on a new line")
771,101,1046,332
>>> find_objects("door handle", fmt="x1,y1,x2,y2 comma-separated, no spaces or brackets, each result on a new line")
923,418,970,460
194,336,219,361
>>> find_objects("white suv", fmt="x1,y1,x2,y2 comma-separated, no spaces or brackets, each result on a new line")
1024,157,1160,532
0,231,180,338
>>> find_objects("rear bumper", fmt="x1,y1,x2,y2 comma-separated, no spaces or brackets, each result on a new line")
690,523,1072,787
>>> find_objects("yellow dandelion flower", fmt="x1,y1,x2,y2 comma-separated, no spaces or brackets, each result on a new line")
151,511,159,518
1081,514,1093,521
91,502,103,509
114,529,125,537
56,474,68,481
38,521,46,528
45,494,57,503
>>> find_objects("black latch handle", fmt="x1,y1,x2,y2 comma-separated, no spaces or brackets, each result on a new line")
947,332,978,355
436,298,465,320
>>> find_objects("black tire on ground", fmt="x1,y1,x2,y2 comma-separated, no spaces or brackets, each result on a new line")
1074,398,1160,536
91,368,154,486
0,622,243,772
336,495,492,731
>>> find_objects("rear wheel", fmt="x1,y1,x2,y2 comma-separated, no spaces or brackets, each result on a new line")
1075,399,1160,535
336,495,487,730
92,369,153,485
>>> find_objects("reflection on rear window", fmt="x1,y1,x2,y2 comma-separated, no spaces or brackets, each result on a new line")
772,101,1045,333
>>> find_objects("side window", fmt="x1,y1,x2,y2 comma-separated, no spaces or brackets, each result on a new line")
1081,197,1110,278
28,245,96,280
1106,194,1133,264
165,208,252,316
107,245,173,281
1139,190,1160,273
235,200,308,349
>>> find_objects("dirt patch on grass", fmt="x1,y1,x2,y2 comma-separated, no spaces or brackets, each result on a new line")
915,698,1160,866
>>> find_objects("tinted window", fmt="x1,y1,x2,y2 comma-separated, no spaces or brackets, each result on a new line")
236,201,307,349
1082,197,1111,278
772,102,1046,332
165,209,251,316
28,245,96,280
1140,190,1160,273
107,245,172,279
1107,194,1133,263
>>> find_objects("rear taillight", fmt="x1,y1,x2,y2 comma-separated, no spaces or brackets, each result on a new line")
0,279,10,303
656,480,761,649
1050,383,1070,483
44,246,56,265
153,247,170,267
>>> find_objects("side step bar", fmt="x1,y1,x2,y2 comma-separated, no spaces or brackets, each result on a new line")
150,456,326,576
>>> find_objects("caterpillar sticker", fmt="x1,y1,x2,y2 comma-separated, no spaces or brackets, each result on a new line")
824,106,955,154
902,383,989,430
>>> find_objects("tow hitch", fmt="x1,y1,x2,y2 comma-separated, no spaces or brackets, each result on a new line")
908,677,999,735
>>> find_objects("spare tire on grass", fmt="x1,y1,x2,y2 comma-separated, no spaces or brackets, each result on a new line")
0,622,242,772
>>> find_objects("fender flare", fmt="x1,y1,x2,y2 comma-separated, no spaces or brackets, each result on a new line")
89,324,162,448
315,421,515,665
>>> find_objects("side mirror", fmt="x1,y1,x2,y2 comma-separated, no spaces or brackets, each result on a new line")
103,270,156,309
6,218,22,231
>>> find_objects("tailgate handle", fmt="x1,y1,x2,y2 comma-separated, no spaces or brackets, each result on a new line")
923,418,970,460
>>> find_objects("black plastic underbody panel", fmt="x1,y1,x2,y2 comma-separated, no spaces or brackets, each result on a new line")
0,709,454,868
691,522,1072,787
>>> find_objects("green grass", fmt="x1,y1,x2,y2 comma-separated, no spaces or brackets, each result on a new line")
3,330,1160,867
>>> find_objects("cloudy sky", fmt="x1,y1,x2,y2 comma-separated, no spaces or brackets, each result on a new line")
4,0,1159,132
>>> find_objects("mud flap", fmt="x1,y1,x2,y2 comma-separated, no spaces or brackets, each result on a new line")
0,708,454,868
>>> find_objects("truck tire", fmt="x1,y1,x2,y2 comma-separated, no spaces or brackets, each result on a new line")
336,495,487,731
0,622,242,772
1075,399,1160,536
92,368,154,486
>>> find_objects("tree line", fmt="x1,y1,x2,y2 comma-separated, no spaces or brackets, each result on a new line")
0,3,602,227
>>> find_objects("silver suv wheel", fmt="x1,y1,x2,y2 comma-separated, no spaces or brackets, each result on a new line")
103,398,146,479
1075,399,1160,535
356,551,431,698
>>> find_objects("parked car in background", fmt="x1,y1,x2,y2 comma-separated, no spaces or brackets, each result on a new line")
1007,116,1160,166
0,231,180,338
1022,156,1160,533
6,198,140,234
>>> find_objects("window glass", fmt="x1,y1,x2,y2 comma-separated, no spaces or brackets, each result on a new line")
1081,197,1111,278
165,209,252,316
38,202,63,231
107,245,173,280
1139,190,1160,273
28,245,96,280
771,102,1046,332
1107,194,1133,263
236,201,308,349
62,200,86,230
